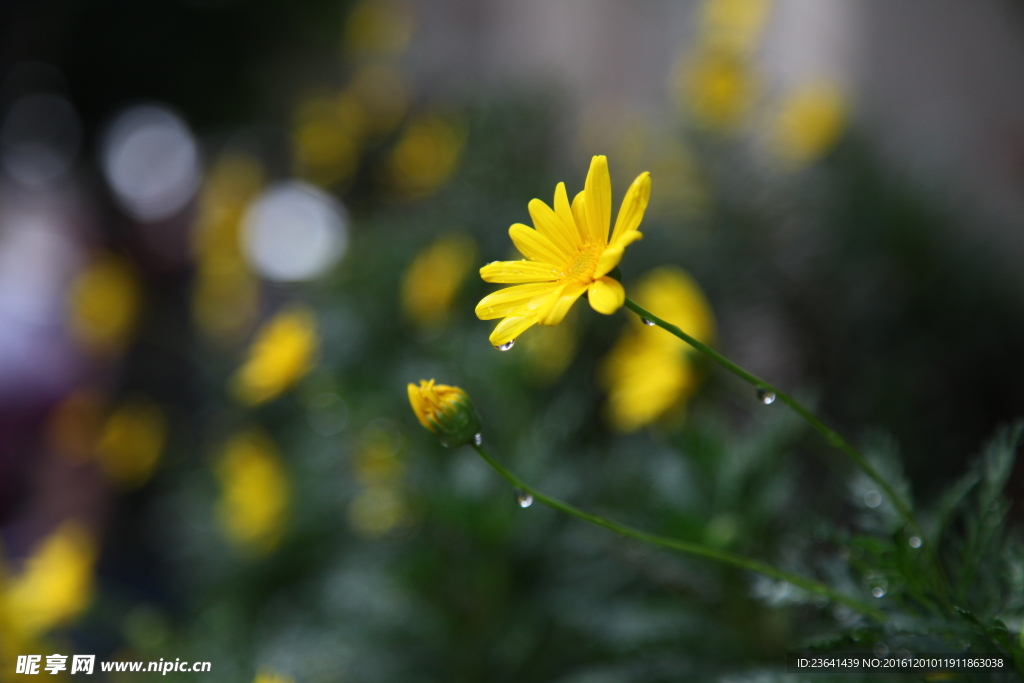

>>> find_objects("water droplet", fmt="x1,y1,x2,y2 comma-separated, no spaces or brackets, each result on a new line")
756,388,776,405
872,586,886,598
514,489,533,508
473,433,482,446
863,490,882,508
641,317,655,326
873,642,889,656
908,536,922,548
495,339,515,351
832,604,851,621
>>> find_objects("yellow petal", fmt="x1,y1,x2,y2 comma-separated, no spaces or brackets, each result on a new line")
610,172,651,245
480,260,559,283
553,182,581,248
571,190,589,242
540,282,587,326
407,383,430,429
509,224,566,266
587,276,625,314
475,282,559,320
596,231,643,278
584,155,611,244
489,315,539,347
528,199,577,256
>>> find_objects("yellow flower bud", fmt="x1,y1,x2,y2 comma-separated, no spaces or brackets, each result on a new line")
407,380,481,447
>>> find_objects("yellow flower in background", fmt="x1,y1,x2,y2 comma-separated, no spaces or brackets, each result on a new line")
216,430,290,554
699,0,772,53
292,93,367,187
5,521,97,640
343,0,414,59
671,0,770,131
629,267,715,343
518,311,579,385
253,668,295,683
407,380,481,448
348,423,411,538
353,437,403,487
232,306,318,406
348,486,409,538
388,115,466,199
601,267,715,432
95,397,167,489
347,64,409,137
68,254,140,354
401,234,476,329
193,154,263,344
477,155,650,347
677,46,757,130
772,81,846,167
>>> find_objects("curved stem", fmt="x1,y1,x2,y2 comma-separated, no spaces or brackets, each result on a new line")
623,296,954,603
471,442,887,623
624,299,915,523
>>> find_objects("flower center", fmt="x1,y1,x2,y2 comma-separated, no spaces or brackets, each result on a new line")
562,241,602,284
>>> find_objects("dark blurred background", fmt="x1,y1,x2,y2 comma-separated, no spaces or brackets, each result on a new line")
2,0,1024,681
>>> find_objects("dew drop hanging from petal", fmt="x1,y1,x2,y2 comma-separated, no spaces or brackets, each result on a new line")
495,339,515,351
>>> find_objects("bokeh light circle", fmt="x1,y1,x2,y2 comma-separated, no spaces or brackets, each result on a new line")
241,181,348,282
101,105,200,222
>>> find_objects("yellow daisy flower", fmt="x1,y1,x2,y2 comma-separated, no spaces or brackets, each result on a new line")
476,155,650,348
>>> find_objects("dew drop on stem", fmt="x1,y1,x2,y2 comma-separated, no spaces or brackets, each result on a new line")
514,488,533,508
756,388,776,405
641,317,655,326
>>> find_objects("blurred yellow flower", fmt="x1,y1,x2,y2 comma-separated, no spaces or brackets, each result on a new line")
95,397,167,489
677,46,757,130
401,234,476,329
477,155,649,347
700,0,772,53
347,64,409,137
772,81,846,166
518,311,578,385
353,438,403,487
671,0,770,131
68,254,140,354
232,306,318,406
193,154,263,344
348,424,411,538
348,485,409,538
387,115,465,199
601,267,715,431
5,521,96,640
253,668,295,683
407,379,481,447
216,430,290,554
344,0,414,59
292,93,367,187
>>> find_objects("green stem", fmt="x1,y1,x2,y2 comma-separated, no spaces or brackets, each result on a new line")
624,298,915,524
623,296,954,604
471,442,887,623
